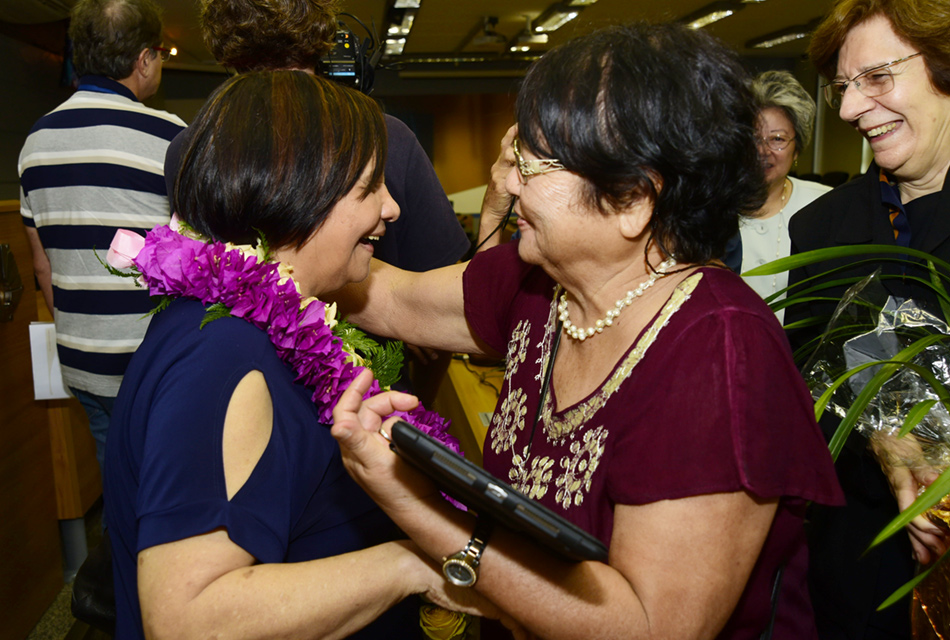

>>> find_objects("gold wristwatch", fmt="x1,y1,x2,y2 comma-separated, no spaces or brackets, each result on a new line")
442,519,493,587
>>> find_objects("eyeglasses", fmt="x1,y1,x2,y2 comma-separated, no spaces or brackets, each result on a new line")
151,46,175,62
512,137,565,184
756,134,795,153
822,52,923,109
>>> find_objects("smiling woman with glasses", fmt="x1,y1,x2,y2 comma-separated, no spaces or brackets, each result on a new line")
783,0,950,637
822,51,923,109
737,70,831,317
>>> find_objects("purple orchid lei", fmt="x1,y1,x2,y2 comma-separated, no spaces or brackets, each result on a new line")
108,222,460,454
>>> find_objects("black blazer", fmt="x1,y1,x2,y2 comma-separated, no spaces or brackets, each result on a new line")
786,163,950,349
786,164,950,639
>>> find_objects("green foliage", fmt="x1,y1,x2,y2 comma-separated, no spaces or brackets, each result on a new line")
200,303,233,329
145,295,172,318
93,246,143,282
333,317,405,389
755,243,950,609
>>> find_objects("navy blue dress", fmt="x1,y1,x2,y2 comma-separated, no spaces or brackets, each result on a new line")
104,298,419,639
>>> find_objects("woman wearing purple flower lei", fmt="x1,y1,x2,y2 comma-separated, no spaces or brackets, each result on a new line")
102,71,504,640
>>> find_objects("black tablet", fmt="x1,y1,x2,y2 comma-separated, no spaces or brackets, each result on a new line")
390,421,609,563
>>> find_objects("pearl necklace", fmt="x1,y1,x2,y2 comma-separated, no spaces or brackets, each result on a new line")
558,258,677,341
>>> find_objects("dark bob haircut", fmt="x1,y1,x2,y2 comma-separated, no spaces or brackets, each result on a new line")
809,0,950,97
68,0,163,79
516,22,766,265
200,0,339,72
175,71,387,249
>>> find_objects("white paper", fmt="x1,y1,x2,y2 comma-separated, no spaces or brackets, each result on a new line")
29,322,71,400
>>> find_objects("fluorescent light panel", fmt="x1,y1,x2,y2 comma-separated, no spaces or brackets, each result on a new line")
394,0,420,8
534,6,582,32
751,31,808,47
688,9,733,28
681,2,743,30
384,38,406,55
387,10,416,36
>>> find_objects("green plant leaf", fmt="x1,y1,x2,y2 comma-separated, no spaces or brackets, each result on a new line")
898,399,939,438
333,317,405,389
929,259,950,321
143,295,172,318
93,246,143,281
743,244,950,278
200,303,233,329
876,549,950,610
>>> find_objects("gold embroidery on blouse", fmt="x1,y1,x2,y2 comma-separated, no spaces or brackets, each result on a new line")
554,426,608,508
540,273,703,444
489,387,528,454
506,319,531,378
509,448,555,499
493,272,703,512
534,287,561,384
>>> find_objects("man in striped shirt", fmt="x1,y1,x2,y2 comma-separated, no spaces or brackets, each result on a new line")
19,0,185,473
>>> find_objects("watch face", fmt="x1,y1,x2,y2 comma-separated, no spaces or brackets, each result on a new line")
443,560,476,587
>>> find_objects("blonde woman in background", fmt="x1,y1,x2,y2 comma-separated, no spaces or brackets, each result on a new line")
740,71,831,321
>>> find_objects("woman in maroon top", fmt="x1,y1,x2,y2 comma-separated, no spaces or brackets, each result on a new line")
332,23,843,639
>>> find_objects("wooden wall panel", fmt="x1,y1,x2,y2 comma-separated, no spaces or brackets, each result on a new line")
0,202,62,639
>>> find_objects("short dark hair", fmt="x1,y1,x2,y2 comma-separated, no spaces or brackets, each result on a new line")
175,71,387,249
68,0,163,79
809,0,950,97
516,22,766,265
200,0,340,72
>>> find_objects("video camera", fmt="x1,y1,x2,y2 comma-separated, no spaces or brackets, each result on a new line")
319,15,381,94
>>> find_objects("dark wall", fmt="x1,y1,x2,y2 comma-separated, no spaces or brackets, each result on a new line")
0,32,73,200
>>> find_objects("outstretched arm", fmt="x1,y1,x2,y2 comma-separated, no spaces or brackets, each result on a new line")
333,371,779,640
331,259,494,356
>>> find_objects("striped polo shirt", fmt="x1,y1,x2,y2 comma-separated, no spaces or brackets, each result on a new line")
19,75,186,397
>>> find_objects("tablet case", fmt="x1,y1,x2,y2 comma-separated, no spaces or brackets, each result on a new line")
390,421,609,563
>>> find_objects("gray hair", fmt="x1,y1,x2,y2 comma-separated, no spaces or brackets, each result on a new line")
751,70,818,150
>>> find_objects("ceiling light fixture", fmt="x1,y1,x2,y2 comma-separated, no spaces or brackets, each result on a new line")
387,9,416,37
565,0,598,5
534,3,585,33
384,37,406,56
381,0,423,57
472,16,507,46
507,14,549,50
747,31,808,48
680,2,744,29
746,18,821,49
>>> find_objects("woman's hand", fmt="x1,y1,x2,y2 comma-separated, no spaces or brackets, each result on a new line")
476,124,518,250
331,369,442,514
870,434,950,564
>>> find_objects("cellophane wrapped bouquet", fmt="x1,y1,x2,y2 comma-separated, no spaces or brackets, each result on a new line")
800,272,950,638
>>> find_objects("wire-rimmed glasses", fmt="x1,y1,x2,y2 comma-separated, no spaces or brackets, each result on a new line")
151,46,174,62
757,134,795,153
822,52,923,109
512,137,565,184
